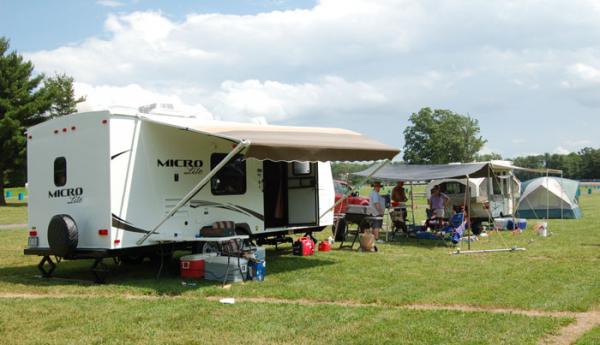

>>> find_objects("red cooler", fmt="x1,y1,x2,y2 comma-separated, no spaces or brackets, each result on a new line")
180,254,206,279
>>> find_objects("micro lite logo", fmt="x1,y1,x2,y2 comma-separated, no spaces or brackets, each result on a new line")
157,159,204,175
48,187,84,204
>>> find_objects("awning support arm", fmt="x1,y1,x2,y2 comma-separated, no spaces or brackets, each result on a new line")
136,140,250,245
319,159,391,220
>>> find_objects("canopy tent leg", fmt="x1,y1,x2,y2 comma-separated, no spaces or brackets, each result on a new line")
409,181,416,230
465,174,471,251
137,140,250,245
546,170,550,220
560,171,564,220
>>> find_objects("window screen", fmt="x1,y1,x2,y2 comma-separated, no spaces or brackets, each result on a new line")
210,154,246,195
54,157,67,187
441,182,465,194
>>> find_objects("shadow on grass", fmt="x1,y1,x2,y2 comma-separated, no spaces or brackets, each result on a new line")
0,252,335,295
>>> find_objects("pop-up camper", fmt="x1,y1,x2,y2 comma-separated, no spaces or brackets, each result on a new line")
24,106,399,277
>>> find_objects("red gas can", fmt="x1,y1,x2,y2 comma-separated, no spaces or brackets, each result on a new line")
318,241,331,252
293,237,315,256
179,254,206,279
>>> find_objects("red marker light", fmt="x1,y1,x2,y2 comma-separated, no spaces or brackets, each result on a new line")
54,130,59,134
98,229,109,236
102,119,108,124
114,239,121,244
29,230,38,237
71,126,76,131
62,128,67,132
28,135,32,139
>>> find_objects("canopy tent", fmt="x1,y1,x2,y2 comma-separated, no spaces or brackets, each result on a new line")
352,161,517,181
351,161,528,252
516,177,582,219
141,115,400,162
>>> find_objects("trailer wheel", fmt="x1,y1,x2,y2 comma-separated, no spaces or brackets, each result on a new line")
47,215,78,257
200,242,220,255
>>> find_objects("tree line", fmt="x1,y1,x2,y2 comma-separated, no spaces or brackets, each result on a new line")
511,148,600,180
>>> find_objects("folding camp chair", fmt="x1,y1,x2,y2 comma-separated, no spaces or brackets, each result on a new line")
441,212,466,245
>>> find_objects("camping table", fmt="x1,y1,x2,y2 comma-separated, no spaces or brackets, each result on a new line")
155,234,250,285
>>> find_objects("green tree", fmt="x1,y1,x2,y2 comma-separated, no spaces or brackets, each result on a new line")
0,37,84,205
403,107,486,164
43,73,86,117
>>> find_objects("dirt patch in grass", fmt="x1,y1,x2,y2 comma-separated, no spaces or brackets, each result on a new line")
540,311,600,345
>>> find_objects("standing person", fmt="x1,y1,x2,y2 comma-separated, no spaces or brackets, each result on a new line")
369,181,386,240
428,185,450,218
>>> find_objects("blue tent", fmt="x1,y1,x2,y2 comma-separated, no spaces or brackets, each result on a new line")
516,177,582,219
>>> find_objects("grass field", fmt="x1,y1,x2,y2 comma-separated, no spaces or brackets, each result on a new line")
0,188,598,344
575,326,600,345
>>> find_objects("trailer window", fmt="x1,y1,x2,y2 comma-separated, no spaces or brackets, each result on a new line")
54,157,67,187
440,182,465,195
210,154,246,195
492,178,502,195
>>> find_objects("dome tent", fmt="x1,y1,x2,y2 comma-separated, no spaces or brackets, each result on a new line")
516,177,582,219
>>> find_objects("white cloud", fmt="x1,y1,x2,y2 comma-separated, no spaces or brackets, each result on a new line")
207,76,386,121
565,63,600,85
23,0,600,154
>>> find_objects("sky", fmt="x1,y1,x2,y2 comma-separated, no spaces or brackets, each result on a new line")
1,0,600,159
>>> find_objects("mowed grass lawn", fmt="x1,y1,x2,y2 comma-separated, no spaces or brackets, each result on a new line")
0,188,598,344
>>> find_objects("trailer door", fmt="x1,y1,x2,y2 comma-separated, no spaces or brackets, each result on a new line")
287,162,318,225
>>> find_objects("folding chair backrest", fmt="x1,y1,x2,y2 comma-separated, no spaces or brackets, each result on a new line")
450,213,465,228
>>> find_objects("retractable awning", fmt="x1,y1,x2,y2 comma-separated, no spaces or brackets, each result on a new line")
141,115,400,162
353,162,493,181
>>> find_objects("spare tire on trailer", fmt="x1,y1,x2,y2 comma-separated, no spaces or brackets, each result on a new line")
48,215,78,257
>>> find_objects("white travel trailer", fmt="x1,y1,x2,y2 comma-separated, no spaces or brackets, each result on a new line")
24,106,398,279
